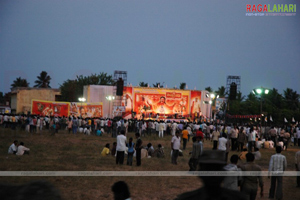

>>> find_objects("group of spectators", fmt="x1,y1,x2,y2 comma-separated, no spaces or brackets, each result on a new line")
100,130,165,167
8,140,30,156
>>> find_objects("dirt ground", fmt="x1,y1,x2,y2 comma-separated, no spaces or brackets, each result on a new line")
1,128,299,200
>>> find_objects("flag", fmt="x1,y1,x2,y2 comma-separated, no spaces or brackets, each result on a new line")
265,116,267,122
284,118,288,123
270,116,273,122
292,117,295,123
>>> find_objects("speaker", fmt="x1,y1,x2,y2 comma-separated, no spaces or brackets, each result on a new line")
116,78,124,96
229,82,237,100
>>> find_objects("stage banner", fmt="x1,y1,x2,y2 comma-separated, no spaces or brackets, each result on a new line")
121,86,133,117
31,100,70,117
70,102,103,118
190,91,201,117
133,88,190,115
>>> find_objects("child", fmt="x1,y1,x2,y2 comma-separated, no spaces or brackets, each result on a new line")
127,138,135,166
96,128,102,136
101,143,110,156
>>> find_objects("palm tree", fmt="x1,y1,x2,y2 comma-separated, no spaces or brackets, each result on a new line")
205,87,213,93
34,71,51,88
216,86,226,97
11,77,29,89
153,82,164,88
139,82,148,87
179,82,186,90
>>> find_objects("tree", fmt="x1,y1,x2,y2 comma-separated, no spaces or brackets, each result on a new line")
205,87,213,93
179,82,186,90
34,71,51,88
139,82,148,87
0,92,4,105
216,86,226,98
11,77,29,89
153,82,164,88
283,88,299,110
59,72,114,102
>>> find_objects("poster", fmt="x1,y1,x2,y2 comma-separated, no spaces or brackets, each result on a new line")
121,86,133,117
133,88,190,115
31,100,70,117
190,91,202,119
70,102,103,118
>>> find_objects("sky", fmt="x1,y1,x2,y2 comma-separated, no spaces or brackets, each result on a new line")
0,0,299,96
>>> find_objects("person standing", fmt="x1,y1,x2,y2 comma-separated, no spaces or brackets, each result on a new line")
159,121,165,138
295,150,300,187
237,127,247,152
127,138,135,166
188,136,202,171
248,126,256,152
223,154,241,191
297,127,300,147
182,127,189,150
72,117,78,134
268,146,287,200
135,133,143,166
116,130,127,165
171,131,181,165
230,125,238,151
211,127,220,150
240,153,264,200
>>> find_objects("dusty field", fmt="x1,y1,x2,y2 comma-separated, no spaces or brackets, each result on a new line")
0,128,299,200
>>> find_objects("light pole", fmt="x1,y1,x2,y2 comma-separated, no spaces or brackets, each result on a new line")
252,87,269,135
106,95,115,118
205,93,219,123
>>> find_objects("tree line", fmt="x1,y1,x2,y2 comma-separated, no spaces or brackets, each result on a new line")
1,72,299,124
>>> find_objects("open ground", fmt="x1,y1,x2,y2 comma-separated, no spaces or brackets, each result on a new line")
0,128,299,200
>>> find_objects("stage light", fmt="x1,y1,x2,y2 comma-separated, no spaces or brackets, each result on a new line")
255,88,262,94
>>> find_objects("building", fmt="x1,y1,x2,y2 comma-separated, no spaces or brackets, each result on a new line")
10,87,61,114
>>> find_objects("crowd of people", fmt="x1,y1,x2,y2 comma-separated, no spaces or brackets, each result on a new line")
3,113,300,199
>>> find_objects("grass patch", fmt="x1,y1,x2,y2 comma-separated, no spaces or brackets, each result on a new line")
0,128,299,199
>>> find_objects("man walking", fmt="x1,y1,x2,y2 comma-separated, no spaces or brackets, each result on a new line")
240,153,264,200
268,146,287,200
116,130,127,165
171,131,181,165
135,132,143,166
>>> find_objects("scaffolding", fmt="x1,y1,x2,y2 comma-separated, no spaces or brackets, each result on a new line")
225,76,241,97
113,71,127,116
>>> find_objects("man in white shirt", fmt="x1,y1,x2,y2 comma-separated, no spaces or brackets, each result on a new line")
268,146,287,199
171,122,178,136
159,121,165,138
218,133,228,151
8,140,18,154
116,130,127,165
171,131,181,164
16,142,30,155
